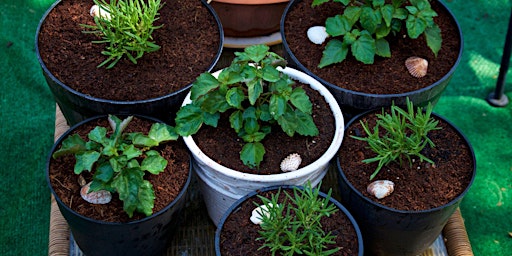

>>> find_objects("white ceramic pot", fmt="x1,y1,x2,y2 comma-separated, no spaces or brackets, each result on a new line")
181,66,345,226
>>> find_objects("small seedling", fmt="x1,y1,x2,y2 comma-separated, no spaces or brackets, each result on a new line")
82,0,164,68
175,44,319,169
351,99,441,180
52,115,178,217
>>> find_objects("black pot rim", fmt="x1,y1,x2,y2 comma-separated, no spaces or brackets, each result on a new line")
336,108,477,214
280,0,464,98
35,0,224,105
214,184,364,256
46,114,193,225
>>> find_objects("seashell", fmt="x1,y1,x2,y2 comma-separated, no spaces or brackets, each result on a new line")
307,26,329,45
80,182,112,204
250,204,277,225
280,153,302,172
405,57,428,78
367,180,395,199
90,5,111,20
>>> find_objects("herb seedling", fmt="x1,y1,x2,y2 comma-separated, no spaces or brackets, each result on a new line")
82,0,164,68
52,115,178,217
351,99,441,180
254,183,340,256
312,0,442,67
175,44,319,169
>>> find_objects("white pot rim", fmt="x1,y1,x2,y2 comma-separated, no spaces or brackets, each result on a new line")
181,66,344,182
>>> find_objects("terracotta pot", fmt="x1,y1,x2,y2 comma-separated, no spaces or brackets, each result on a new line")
210,0,289,37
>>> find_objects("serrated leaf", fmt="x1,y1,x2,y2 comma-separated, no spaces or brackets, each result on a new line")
375,38,391,57
238,44,269,63
202,89,232,113
425,24,442,57
325,15,350,37
122,144,142,160
148,123,178,143
88,126,108,145
175,104,204,136
74,151,101,174
247,79,263,106
380,4,394,27
229,110,243,133
190,72,220,100
258,104,272,122
294,110,319,136
52,134,86,158
261,65,281,83
202,111,220,127
269,94,288,118
290,87,313,114
311,0,331,7
277,109,298,137
112,169,153,217
318,39,348,68
226,87,245,109
218,66,244,85
406,14,427,39
240,142,265,168
141,153,167,174
93,162,114,183
360,6,381,34
131,134,158,147
351,31,376,64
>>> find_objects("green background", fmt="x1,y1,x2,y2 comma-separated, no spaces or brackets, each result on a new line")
1,0,511,255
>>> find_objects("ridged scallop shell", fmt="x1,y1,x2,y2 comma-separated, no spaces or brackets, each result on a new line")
80,182,112,204
405,57,428,78
280,153,302,172
307,26,329,45
367,180,394,199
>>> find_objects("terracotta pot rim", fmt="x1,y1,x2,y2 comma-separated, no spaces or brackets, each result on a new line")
211,0,288,5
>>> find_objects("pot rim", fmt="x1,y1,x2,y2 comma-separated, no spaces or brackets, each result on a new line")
212,0,289,4
182,66,345,182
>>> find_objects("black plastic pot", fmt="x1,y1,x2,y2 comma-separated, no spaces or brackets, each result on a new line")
35,0,224,126
46,115,192,256
280,0,464,121
335,111,476,256
215,185,364,256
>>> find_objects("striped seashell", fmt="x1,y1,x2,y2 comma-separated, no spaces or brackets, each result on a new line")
405,56,428,78
80,182,112,205
367,180,395,199
280,153,302,172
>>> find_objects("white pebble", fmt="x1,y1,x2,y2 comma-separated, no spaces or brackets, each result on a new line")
81,182,112,204
307,26,329,45
367,180,395,199
250,204,276,225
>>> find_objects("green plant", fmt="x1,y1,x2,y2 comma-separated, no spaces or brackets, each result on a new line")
52,115,178,217
175,44,319,169
312,0,442,67
82,0,164,68
255,183,340,256
351,99,441,180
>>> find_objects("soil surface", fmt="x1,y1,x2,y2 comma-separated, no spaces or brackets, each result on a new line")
37,0,221,101
48,116,190,222
283,0,461,95
338,110,474,211
219,188,361,256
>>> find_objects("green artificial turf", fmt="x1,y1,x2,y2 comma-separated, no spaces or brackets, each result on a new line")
0,0,511,255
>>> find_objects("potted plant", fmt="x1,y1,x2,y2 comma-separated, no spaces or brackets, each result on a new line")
280,0,463,119
174,44,345,225
47,114,192,256
36,0,223,125
336,99,476,255
215,183,363,255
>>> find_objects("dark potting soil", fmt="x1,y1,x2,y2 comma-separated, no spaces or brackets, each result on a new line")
37,0,220,101
48,117,190,222
283,0,461,94
338,111,474,211
219,189,360,256
193,84,336,175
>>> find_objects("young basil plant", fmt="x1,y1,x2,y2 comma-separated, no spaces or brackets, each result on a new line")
351,98,441,180
52,115,178,217
312,0,442,68
81,0,164,68
175,44,319,169
255,183,340,256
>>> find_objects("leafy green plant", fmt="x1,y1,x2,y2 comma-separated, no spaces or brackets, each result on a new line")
255,183,340,256
52,115,178,217
82,0,164,68
312,0,442,67
351,99,441,180
174,44,319,169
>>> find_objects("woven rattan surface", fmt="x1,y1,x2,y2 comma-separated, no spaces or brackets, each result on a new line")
49,105,474,256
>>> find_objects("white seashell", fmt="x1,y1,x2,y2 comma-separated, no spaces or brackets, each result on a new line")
90,5,111,20
280,153,302,172
307,26,329,45
367,180,395,199
405,56,428,78
250,204,277,225
80,182,112,204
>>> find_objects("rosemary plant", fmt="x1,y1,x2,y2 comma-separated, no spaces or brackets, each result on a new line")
351,99,441,180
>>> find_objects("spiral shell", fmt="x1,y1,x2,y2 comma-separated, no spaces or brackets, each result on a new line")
80,182,112,205
367,180,394,199
405,57,428,78
307,26,329,45
280,153,302,172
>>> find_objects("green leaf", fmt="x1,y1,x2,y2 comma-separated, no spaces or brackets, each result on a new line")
406,12,427,39
380,4,395,27
351,31,376,64
141,153,167,174
425,24,442,57
229,110,244,133
52,134,86,158
135,180,155,217
294,110,319,136
375,38,391,58
325,15,350,37
175,104,204,136
131,133,158,147
261,65,281,83
318,39,348,68
93,162,114,183
269,94,288,119
148,123,178,143
122,144,142,160
240,142,265,168
238,44,269,63
360,6,382,34
201,89,232,113
88,126,108,145
190,72,220,100
247,79,264,106
311,0,331,7
202,111,220,127
226,87,245,109
393,7,408,19
218,66,244,85
277,109,298,137
258,104,272,122
112,168,144,217
74,151,101,174
290,88,313,114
